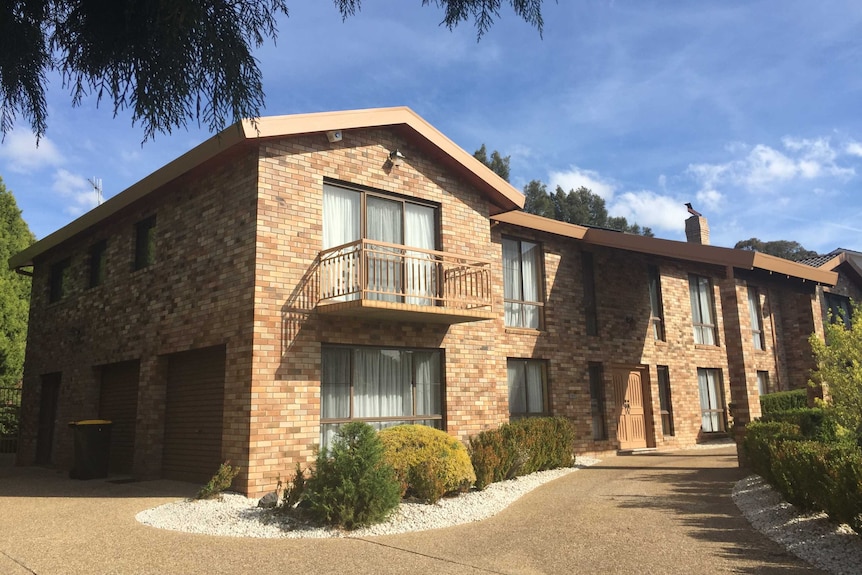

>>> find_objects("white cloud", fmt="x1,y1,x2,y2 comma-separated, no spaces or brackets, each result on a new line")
548,166,617,199
0,131,64,174
846,141,862,157
51,169,98,216
696,189,724,212
609,191,690,232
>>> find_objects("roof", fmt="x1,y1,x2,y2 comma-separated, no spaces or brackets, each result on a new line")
492,211,837,286
799,248,862,286
10,107,524,269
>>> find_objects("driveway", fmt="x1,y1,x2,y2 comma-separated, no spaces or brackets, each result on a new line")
0,446,823,574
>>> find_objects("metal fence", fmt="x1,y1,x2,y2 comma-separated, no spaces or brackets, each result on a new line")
0,386,21,454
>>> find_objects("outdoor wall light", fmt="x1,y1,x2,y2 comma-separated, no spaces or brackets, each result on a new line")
389,149,405,167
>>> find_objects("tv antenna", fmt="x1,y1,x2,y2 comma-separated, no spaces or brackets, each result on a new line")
88,177,103,206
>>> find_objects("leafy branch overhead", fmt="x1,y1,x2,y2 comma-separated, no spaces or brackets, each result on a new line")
0,0,547,141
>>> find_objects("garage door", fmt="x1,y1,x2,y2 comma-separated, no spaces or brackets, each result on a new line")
99,360,140,475
162,346,226,483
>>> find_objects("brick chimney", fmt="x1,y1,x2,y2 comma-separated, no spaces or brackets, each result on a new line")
685,215,710,245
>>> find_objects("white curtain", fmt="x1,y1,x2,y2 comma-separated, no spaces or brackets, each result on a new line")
507,361,526,414
366,197,402,301
404,203,436,305
520,241,540,329
323,185,360,300
321,348,350,420
689,276,715,345
354,349,410,418
415,351,441,415
698,369,722,432
503,239,522,326
748,287,763,350
525,360,544,413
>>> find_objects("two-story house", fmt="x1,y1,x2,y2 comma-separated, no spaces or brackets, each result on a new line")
8,107,836,495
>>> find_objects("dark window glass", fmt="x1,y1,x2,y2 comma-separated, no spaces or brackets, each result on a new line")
49,259,71,302
589,363,607,440
89,240,107,288
657,366,674,436
134,216,156,270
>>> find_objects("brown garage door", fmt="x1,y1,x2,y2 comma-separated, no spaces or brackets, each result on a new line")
162,346,226,483
99,360,140,475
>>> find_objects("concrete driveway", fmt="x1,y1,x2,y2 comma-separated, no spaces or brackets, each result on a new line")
0,446,823,575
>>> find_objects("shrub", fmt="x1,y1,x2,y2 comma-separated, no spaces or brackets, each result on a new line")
196,460,241,500
742,420,801,483
760,389,807,414
378,425,476,503
303,422,401,529
468,417,576,490
283,463,307,509
760,407,841,442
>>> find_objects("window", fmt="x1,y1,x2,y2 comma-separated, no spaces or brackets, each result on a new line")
583,252,598,336
648,265,665,341
88,240,107,288
689,274,717,345
320,346,442,445
697,368,726,432
49,259,71,303
824,292,852,328
657,366,674,436
588,363,607,440
503,237,543,328
748,286,765,350
757,371,770,395
507,359,548,416
134,216,156,270
322,183,438,303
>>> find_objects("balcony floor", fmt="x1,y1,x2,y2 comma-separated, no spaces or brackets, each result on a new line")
316,298,496,324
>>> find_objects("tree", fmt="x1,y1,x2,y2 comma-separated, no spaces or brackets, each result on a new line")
734,238,819,261
527,183,653,236
809,301,862,441
0,179,35,388
473,144,511,182
1,0,546,141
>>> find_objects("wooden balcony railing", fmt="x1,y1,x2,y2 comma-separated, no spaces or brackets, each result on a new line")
318,239,493,311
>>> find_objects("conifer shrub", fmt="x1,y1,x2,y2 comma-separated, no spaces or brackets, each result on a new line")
377,424,476,503
303,422,400,529
196,460,241,500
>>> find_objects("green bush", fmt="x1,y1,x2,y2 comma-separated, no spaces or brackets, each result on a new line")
304,422,401,529
196,461,241,500
760,407,841,442
377,425,476,504
742,420,802,484
760,389,807,414
468,417,576,490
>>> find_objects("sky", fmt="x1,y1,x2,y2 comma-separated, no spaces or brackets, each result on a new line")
2,0,862,255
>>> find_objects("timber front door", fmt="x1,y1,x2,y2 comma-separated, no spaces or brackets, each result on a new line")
613,367,649,450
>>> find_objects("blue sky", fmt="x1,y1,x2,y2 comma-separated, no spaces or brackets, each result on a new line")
2,0,862,255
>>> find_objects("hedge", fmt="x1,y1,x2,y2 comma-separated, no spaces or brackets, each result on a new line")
759,389,807,414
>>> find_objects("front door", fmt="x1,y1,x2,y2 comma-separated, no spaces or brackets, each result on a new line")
613,367,648,450
35,374,61,465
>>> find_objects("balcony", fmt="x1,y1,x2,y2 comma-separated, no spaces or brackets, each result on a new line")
317,239,495,324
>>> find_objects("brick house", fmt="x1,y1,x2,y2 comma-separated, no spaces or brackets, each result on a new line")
8,107,837,495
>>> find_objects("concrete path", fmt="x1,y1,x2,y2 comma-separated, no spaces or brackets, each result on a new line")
0,446,823,574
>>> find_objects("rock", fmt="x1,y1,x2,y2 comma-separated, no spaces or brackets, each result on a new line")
257,491,279,508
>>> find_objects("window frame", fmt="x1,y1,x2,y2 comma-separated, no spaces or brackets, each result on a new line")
320,344,445,439
502,236,545,329
49,258,71,303
697,368,726,433
134,216,157,270
657,365,674,436
88,240,108,288
648,265,665,341
824,292,852,328
747,286,765,350
588,362,607,440
756,370,770,395
689,274,718,345
507,358,549,417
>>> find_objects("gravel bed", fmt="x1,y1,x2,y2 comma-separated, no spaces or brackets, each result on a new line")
732,474,862,575
136,456,601,539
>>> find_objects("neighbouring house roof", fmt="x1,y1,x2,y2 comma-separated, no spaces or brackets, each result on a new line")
9,107,524,270
492,211,837,286
799,248,862,286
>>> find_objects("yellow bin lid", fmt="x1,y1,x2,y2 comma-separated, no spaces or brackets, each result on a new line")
70,419,112,425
